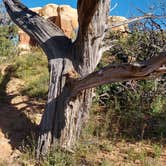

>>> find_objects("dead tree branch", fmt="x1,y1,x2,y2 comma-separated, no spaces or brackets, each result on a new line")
3,0,71,60
71,52,166,96
111,14,166,28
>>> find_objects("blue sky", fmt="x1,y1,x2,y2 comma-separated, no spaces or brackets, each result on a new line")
21,0,158,18
1,0,161,18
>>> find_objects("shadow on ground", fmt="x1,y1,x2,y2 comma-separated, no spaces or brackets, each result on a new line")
0,66,43,151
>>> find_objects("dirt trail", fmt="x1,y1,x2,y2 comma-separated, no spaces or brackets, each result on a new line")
0,65,44,164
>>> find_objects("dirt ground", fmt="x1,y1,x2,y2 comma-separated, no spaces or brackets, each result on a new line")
0,66,44,164
0,65,166,165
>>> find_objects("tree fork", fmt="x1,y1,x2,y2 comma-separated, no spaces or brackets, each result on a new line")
4,0,166,159
3,0,111,157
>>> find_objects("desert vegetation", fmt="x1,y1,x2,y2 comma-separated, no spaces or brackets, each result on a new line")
0,0,165,165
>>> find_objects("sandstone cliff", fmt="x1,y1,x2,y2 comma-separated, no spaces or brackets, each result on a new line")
18,4,128,49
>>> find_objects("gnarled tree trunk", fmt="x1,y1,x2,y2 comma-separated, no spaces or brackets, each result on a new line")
4,0,166,158
3,0,110,157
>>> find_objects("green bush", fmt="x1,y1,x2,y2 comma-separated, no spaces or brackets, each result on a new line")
0,25,18,59
87,26,166,140
13,48,49,99
42,148,75,166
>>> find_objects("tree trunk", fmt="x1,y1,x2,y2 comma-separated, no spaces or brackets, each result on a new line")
3,0,109,157
37,1,109,155
36,57,94,156
36,0,111,157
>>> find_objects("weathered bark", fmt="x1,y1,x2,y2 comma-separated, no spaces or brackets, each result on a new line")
36,0,111,157
73,0,110,74
3,0,111,158
72,52,166,95
4,0,166,159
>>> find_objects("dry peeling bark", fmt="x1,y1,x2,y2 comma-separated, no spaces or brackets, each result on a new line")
72,52,166,95
3,0,166,158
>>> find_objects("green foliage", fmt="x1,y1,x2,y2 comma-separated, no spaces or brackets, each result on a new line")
12,48,49,99
88,24,166,140
0,25,18,60
109,29,165,63
42,148,75,166
92,77,166,140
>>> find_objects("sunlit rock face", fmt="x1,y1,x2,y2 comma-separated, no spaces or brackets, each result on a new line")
18,4,78,49
57,5,78,38
18,4,128,50
108,16,128,32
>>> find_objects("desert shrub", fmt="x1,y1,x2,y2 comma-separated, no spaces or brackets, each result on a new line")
13,48,49,99
87,22,166,140
0,24,18,60
92,79,166,139
42,147,75,166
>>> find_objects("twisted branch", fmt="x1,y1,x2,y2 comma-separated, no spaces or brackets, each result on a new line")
71,52,166,96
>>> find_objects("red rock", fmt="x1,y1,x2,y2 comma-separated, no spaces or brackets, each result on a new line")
18,4,78,49
58,5,78,38
18,5,128,50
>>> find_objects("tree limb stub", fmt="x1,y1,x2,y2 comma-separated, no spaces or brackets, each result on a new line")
71,53,166,96
3,0,71,59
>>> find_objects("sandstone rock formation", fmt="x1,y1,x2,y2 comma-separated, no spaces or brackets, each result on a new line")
18,29,31,50
18,4,128,49
108,16,128,32
58,5,78,39
18,4,78,49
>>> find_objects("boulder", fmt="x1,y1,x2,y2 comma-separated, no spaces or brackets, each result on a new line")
18,29,31,50
40,4,58,18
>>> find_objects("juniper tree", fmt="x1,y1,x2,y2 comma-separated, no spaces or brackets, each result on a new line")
3,0,166,157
